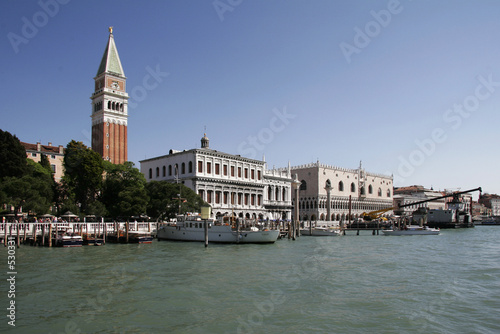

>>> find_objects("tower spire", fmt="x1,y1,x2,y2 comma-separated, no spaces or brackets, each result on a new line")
91,28,129,164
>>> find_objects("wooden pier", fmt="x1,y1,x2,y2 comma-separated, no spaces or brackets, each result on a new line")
0,221,156,247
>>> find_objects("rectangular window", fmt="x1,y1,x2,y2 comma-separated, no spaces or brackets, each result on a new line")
207,191,212,203
251,169,255,180
244,168,248,179
238,193,242,205
215,163,220,175
238,167,242,178
257,170,261,180
215,191,220,204
198,161,203,173
251,194,255,206
223,165,228,176
231,166,235,177
207,162,212,174
31,153,37,157
244,194,249,205
51,164,56,173
223,192,228,204
51,155,56,159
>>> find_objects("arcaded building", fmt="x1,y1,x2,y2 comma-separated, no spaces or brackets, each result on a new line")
288,161,394,221
140,134,293,220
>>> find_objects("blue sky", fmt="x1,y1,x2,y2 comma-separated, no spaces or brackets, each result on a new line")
1,0,499,197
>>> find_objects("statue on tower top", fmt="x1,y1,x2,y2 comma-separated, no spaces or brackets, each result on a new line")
109,26,113,34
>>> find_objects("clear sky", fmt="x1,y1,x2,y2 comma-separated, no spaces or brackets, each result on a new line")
1,0,499,198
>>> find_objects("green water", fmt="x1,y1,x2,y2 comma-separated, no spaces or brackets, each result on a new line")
2,227,499,333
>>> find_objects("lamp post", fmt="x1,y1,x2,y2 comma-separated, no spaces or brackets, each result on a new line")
291,174,301,240
200,204,211,247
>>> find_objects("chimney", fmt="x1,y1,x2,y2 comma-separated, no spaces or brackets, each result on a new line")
48,142,52,146
36,142,41,152
59,145,64,154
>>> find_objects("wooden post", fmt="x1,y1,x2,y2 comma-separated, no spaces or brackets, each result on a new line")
236,218,240,244
48,223,53,247
41,224,46,246
126,221,129,243
204,219,208,247
16,221,20,248
23,223,27,244
33,223,37,245
103,218,106,245
3,222,7,247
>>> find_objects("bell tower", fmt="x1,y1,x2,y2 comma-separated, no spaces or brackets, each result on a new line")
91,27,129,164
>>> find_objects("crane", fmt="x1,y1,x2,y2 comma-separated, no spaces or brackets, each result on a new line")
361,187,482,221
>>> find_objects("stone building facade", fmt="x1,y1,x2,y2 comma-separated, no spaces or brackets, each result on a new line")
21,141,65,182
288,161,393,221
139,135,292,220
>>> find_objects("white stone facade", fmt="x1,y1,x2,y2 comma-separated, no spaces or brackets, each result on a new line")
140,137,292,220
288,161,393,221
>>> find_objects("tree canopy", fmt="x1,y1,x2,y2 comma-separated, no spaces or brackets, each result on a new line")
0,129,27,179
146,181,205,220
63,140,104,214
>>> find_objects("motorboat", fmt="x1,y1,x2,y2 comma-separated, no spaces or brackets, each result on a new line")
157,214,279,244
55,234,83,247
300,226,342,236
381,225,440,236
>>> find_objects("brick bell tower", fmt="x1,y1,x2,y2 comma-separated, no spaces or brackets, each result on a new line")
91,27,129,164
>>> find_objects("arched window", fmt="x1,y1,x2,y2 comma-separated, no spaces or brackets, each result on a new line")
268,187,272,201
112,102,116,110
162,166,166,177
275,188,280,201
351,182,356,192
156,167,159,177
168,165,172,176
339,181,344,191
387,189,391,197
181,162,186,174
369,185,373,194
148,168,152,179
360,187,365,195
300,180,307,190
282,188,286,202
189,161,193,173
107,101,111,109
378,188,382,197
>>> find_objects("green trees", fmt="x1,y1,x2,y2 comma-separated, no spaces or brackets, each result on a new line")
62,140,104,214
0,130,204,220
0,131,54,218
146,181,204,220
101,161,148,219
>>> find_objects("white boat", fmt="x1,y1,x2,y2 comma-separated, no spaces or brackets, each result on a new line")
381,225,440,236
300,226,342,236
157,215,279,244
55,234,83,247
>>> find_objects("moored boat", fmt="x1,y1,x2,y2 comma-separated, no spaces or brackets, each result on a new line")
55,234,83,247
300,226,342,236
381,225,440,236
158,215,279,244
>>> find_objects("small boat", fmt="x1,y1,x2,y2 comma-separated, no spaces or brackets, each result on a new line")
55,234,83,247
300,226,342,236
129,231,154,244
158,215,279,244
381,225,440,236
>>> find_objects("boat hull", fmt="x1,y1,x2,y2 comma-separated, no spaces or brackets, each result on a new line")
382,227,440,236
158,225,279,243
56,236,83,247
300,228,342,236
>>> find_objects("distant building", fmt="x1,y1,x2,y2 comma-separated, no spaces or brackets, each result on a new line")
393,185,445,215
21,141,65,182
288,161,393,221
139,134,293,220
479,193,500,216
91,27,129,164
